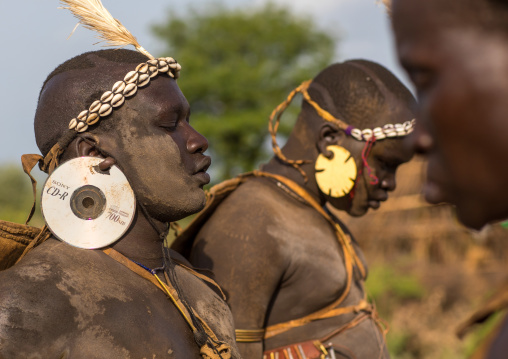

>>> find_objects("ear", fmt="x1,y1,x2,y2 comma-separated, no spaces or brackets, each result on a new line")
76,134,102,157
317,123,346,159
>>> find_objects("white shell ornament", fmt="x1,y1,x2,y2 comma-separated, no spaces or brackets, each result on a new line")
89,100,102,113
137,74,150,87
112,81,126,94
124,71,139,84
100,91,114,103
69,118,78,130
111,93,125,108
76,122,88,133
67,57,182,132
99,103,112,117
123,83,138,97
86,113,100,125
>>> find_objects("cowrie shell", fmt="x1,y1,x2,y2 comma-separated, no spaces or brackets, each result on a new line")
101,91,114,103
147,59,158,66
86,112,100,125
99,103,112,117
383,124,397,137
136,63,149,74
158,60,169,73
165,57,175,64
362,129,373,141
69,118,78,130
373,127,386,140
123,83,138,97
148,67,158,78
89,100,101,113
112,81,126,94
77,110,88,120
124,71,139,84
395,123,405,135
111,93,125,108
76,121,88,132
351,128,363,141
138,74,150,87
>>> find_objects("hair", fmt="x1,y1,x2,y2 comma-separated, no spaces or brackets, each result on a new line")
34,49,149,156
301,59,416,130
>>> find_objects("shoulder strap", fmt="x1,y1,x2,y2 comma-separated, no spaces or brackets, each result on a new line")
102,248,232,359
171,172,258,257
240,171,368,339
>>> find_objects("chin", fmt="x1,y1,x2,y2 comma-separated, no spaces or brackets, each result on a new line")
455,206,493,231
346,205,369,218
140,189,207,223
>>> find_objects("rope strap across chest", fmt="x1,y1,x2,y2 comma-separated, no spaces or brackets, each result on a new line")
233,171,369,340
102,248,231,359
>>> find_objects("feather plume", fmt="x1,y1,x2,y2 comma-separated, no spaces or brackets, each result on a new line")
59,0,154,59
379,0,392,14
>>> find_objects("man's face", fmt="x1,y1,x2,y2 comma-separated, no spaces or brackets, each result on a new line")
335,137,412,217
393,0,508,229
99,75,210,223
325,96,414,217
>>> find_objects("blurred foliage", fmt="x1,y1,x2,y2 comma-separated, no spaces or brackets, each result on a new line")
367,265,426,309
462,312,504,358
0,164,44,227
152,3,336,180
366,264,427,358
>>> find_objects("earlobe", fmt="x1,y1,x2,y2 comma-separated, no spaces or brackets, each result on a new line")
318,123,346,159
76,134,101,157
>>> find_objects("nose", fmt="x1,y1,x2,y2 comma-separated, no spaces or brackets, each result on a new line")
380,172,396,192
186,123,209,154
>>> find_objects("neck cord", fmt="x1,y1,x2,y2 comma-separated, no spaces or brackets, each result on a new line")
136,201,224,358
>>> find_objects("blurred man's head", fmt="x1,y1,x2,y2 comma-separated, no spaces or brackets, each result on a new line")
35,50,211,223
393,0,508,229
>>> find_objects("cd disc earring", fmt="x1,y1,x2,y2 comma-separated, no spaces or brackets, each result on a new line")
41,157,136,249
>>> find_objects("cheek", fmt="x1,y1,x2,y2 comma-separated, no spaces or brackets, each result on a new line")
115,131,186,194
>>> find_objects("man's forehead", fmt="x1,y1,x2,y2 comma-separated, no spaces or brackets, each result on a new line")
136,77,189,115
374,138,413,163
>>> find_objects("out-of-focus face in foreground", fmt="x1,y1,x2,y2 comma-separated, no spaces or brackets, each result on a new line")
392,0,508,230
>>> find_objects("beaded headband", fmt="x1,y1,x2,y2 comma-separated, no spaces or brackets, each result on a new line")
40,0,182,174
268,79,415,179
68,57,181,133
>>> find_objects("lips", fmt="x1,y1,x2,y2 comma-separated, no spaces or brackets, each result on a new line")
193,156,212,185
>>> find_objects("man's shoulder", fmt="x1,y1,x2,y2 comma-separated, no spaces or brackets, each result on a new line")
0,238,91,286
209,176,313,226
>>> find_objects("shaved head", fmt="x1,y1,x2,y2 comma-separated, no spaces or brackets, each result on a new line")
299,59,416,132
35,49,148,156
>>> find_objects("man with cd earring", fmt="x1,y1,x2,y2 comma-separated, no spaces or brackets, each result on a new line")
0,49,240,359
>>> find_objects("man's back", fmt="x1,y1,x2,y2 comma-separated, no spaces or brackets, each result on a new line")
189,176,387,358
0,238,239,358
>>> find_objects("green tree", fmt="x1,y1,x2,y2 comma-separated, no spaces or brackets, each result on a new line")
0,164,44,226
153,3,336,180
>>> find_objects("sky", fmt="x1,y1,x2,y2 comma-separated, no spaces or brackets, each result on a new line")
0,0,408,165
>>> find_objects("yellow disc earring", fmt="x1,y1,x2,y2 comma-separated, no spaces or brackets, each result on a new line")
315,145,358,198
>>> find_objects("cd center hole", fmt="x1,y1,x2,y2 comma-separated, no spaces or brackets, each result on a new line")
82,197,95,208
